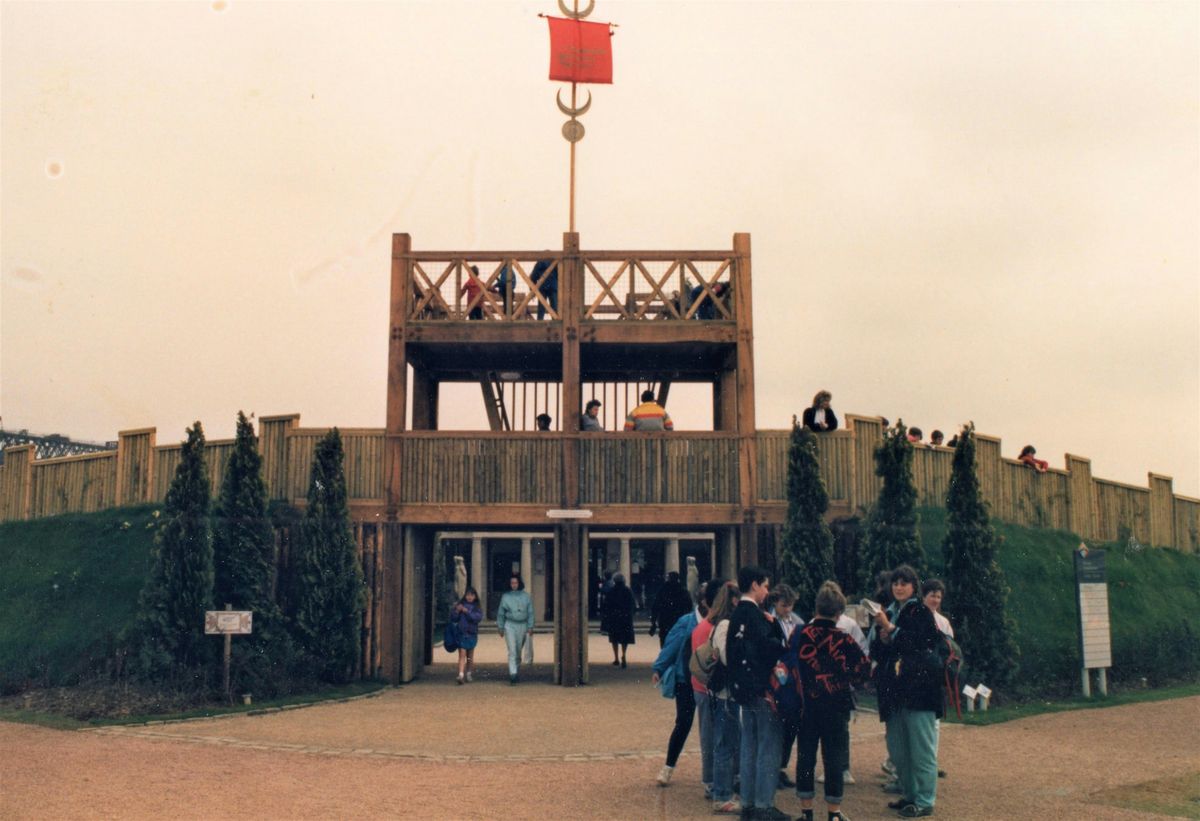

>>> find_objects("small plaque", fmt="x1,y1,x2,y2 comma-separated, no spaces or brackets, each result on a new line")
205,610,253,635
962,684,978,699
975,684,992,699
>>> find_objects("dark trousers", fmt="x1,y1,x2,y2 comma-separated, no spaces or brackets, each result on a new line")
781,714,799,769
665,679,696,767
796,705,851,804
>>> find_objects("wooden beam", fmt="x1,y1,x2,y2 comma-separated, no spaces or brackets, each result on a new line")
580,323,737,345
411,368,438,430
386,233,411,514
406,323,562,344
390,502,745,526
733,232,759,565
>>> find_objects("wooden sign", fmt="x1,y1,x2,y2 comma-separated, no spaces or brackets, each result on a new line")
205,610,253,635
1074,546,1111,669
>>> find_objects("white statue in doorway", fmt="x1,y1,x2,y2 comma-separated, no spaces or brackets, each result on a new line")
454,555,468,600
686,556,699,601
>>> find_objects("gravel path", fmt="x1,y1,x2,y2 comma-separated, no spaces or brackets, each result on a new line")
3,636,1197,820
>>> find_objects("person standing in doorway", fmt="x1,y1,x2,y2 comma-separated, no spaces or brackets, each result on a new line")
601,572,636,667
451,587,483,684
496,575,535,685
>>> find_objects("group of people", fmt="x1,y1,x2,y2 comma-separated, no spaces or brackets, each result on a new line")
652,564,956,820
524,390,672,433
459,259,559,320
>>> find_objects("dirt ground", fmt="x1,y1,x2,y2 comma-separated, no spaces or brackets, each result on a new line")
3,635,1198,820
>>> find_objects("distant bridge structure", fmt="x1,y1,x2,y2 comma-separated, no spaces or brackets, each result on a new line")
0,430,116,463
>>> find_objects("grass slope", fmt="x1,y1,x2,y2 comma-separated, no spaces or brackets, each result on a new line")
917,507,1200,696
0,506,159,692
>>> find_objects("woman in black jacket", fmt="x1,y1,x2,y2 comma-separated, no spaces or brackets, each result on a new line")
601,572,636,668
802,391,838,432
870,565,943,818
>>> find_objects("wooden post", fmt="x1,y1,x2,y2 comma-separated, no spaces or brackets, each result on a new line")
558,231,585,685
1066,454,1097,541
733,233,758,566
1147,473,1174,548
411,368,438,431
386,233,411,514
116,428,155,507
222,603,233,703
0,445,35,522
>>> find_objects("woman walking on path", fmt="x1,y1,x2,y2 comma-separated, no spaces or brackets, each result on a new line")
601,572,636,668
451,587,483,684
497,575,535,685
870,565,943,818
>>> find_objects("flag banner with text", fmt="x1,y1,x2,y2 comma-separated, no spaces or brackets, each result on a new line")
547,17,613,84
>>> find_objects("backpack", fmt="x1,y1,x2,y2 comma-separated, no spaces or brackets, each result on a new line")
726,619,761,706
922,633,965,717
689,627,727,693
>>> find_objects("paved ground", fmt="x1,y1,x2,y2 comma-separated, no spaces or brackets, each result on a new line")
3,635,1198,820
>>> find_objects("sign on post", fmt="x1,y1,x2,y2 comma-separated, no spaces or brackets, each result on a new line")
205,607,253,702
1074,544,1111,697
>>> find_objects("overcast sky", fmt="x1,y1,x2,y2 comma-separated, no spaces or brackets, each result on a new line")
2,1,1197,496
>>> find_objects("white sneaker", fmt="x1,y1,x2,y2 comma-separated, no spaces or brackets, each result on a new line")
465,672,473,682
843,770,856,784
657,765,674,786
817,772,825,784
712,797,741,814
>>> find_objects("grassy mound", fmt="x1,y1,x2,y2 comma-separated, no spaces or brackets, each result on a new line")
0,505,158,693
917,507,1200,696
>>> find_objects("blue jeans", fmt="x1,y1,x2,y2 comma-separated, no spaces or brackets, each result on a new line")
739,697,783,810
711,697,741,802
696,690,713,788
886,709,939,810
503,623,528,678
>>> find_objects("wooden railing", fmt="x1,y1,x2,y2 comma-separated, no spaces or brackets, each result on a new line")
402,249,738,322
1,413,1197,553
579,434,738,504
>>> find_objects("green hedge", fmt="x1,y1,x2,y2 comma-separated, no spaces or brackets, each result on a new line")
0,506,158,693
917,508,1200,696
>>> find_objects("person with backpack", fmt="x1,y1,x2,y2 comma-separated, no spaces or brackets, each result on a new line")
870,565,943,818
789,581,871,821
727,566,789,821
698,581,742,814
651,581,708,787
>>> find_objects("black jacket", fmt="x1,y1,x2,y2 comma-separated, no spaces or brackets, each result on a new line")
650,581,692,636
802,406,839,432
727,599,786,700
871,598,944,721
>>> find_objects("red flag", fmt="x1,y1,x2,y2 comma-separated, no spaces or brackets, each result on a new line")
547,16,612,84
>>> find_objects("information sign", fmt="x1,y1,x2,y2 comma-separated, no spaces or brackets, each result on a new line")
1074,544,1111,696
205,610,253,635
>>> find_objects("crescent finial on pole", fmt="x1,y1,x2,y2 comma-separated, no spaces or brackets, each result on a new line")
556,88,593,118
557,0,594,19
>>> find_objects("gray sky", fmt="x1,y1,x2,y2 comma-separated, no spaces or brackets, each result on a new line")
2,1,1197,496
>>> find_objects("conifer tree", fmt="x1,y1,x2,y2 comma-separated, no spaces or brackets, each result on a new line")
289,429,364,683
942,423,1018,688
859,421,925,591
778,419,835,611
213,411,292,695
136,422,214,680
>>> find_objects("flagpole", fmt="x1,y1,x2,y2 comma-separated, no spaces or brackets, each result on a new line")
569,81,577,232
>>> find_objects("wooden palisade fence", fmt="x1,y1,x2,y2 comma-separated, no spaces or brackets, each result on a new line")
1,412,1197,553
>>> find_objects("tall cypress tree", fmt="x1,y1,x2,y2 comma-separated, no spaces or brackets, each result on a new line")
942,423,1018,688
289,429,364,683
778,418,835,612
213,411,292,695
859,420,925,591
136,422,214,680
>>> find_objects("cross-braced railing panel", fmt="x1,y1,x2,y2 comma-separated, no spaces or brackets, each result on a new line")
408,256,562,321
581,255,736,321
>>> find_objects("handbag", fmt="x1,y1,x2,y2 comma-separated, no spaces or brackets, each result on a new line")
521,633,534,664
443,620,460,653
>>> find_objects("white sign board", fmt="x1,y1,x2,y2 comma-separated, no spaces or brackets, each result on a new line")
1074,548,1112,669
204,610,253,635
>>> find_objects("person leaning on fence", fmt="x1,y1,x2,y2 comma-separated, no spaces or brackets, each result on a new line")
1019,445,1049,472
535,413,553,432
625,390,674,431
789,581,871,821
581,399,603,431
803,391,839,432
496,574,535,685
651,581,709,788
690,280,730,319
450,586,483,685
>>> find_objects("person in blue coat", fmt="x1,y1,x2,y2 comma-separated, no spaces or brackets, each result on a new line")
451,587,483,685
651,581,707,787
496,574,535,685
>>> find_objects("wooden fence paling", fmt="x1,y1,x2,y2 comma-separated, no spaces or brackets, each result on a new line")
1,413,1197,554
